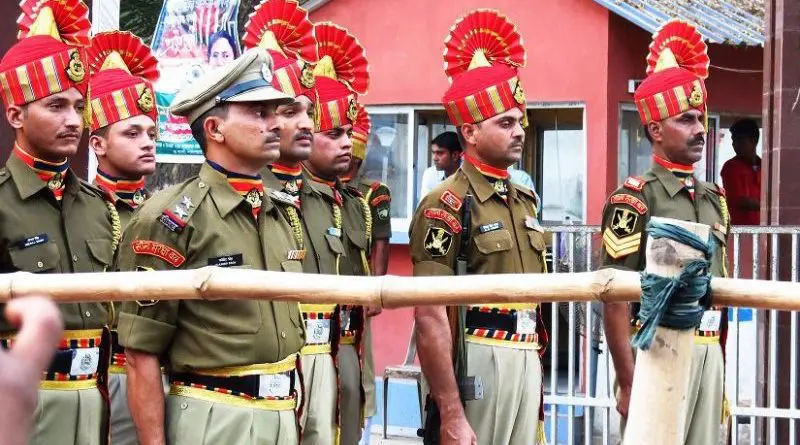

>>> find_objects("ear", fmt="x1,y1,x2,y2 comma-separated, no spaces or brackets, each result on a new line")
647,121,663,143
88,134,107,157
6,105,24,130
204,116,225,145
461,123,478,146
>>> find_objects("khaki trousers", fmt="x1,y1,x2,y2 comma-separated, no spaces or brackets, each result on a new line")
31,386,106,445
109,373,137,445
337,343,363,445
362,318,377,418
464,342,542,445
299,353,337,445
165,392,299,445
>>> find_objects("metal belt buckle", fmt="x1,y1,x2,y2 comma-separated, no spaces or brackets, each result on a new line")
70,347,100,376
699,310,722,332
305,319,331,344
258,372,292,398
515,309,537,335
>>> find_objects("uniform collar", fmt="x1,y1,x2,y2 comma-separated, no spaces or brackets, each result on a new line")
650,162,706,199
200,162,273,218
6,153,79,201
461,159,516,203
303,166,342,203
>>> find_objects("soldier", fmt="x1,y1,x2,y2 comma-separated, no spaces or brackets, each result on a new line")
341,106,389,439
409,9,548,445
601,20,728,445
240,1,340,443
116,48,305,445
303,21,373,445
0,1,118,444
85,31,160,445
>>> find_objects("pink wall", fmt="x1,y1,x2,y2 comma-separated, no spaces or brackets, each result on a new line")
311,0,613,224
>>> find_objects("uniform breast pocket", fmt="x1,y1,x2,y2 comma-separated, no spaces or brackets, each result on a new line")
474,229,514,255
8,241,61,273
281,260,303,273
324,234,346,256
86,239,113,272
528,231,546,252
198,300,262,335
347,230,369,253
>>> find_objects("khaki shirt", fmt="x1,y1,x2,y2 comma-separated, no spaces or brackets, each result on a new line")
0,154,116,331
409,160,546,280
353,177,391,241
599,162,730,277
116,163,305,371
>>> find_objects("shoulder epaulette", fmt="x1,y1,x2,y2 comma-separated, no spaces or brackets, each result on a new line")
158,180,209,233
710,182,726,197
515,184,539,204
79,178,107,199
268,188,300,209
623,176,646,192
345,185,363,198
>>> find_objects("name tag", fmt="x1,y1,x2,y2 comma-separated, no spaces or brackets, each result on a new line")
478,221,504,234
19,234,48,249
305,319,331,344
340,308,352,331
327,227,342,237
515,309,537,335
699,310,722,331
207,254,243,267
258,373,292,398
70,347,100,376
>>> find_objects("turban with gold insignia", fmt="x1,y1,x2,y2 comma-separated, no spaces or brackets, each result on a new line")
242,0,318,100
311,22,369,132
86,31,160,132
351,103,371,160
441,9,528,127
0,0,91,108
634,19,710,126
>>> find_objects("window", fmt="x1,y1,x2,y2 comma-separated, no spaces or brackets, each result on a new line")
531,107,586,223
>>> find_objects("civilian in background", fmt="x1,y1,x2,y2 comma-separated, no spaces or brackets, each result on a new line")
721,118,761,225
207,30,239,68
420,131,462,197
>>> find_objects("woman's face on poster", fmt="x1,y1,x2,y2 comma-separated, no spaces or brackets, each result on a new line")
209,38,234,67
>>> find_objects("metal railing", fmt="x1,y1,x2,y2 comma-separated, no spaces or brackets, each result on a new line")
542,224,800,445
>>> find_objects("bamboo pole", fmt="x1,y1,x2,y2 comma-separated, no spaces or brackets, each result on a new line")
0,266,799,310
624,217,708,445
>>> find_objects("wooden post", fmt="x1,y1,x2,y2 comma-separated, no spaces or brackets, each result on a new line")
624,217,710,445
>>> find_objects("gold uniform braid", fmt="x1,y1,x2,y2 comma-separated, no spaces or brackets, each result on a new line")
718,193,731,278
104,200,122,325
333,203,343,275
285,206,304,248
358,196,372,276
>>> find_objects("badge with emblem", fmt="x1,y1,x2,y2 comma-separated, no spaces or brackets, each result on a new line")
424,226,453,257
47,172,63,190
377,205,390,220
66,50,85,83
611,208,638,238
493,180,508,195
137,87,155,113
245,188,263,208
513,80,526,105
172,204,188,220
133,189,146,206
261,63,273,83
689,84,704,108
285,180,299,195
346,97,359,122
300,62,315,89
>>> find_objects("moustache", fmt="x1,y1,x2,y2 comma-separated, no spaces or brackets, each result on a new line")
293,131,313,142
57,131,81,139
264,133,280,144
688,136,705,147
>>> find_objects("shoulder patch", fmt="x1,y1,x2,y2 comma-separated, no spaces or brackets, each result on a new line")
423,208,462,233
131,240,186,268
370,181,382,191
440,189,463,212
370,194,391,207
610,194,648,215
268,189,300,209
623,176,646,192
423,226,453,257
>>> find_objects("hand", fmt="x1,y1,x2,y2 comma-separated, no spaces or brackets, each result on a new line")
0,297,63,445
366,306,382,317
440,415,477,445
616,384,632,420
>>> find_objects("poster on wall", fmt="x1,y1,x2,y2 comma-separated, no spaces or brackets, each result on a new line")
150,0,241,159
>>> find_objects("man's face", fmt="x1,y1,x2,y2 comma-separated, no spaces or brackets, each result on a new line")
9,89,85,161
732,133,756,158
308,124,353,177
91,115,157,178
276,96,314,163
431,144,459,171
650,109,706,165
218,101,281,167
464,108,525,168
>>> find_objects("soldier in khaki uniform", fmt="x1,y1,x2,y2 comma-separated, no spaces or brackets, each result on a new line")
0,2,117,444
341,106,390,437
117,48,305,445
601,20,728,445
303,21,372,445
85,31,161,445
410,10,547,445
241,2,340,443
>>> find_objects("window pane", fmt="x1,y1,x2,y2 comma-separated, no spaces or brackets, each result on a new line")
537,108,585,223
619,109,651,180
362,113,410,219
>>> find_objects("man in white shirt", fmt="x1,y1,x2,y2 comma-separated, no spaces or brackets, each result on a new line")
420,131,462,197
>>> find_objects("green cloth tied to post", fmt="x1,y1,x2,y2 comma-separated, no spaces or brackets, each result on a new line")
632,220,714,350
